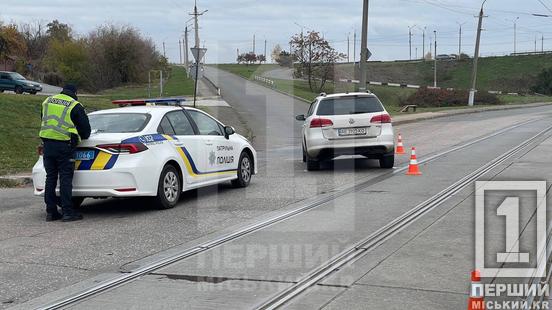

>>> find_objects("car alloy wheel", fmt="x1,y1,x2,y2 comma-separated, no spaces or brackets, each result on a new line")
163,171,179,203
241,156,251,183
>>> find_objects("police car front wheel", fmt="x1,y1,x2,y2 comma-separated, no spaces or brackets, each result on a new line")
153,165,181,209
232,152,252,188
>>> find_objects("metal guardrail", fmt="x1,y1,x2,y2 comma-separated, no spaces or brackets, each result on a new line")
338,79,519,95
254,75,275,88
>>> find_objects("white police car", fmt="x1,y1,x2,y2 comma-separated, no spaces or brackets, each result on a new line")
32,99,257,209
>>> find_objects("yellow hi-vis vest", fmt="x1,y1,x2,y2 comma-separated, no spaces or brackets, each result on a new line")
39,94,80,141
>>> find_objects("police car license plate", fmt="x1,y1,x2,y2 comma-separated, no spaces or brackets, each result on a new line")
75,150,95,161
338,127,367,136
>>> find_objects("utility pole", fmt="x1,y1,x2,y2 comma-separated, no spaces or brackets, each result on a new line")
359,0,370,91
237,48,240,63
408,25,416,60
542,34,545,53
513,17,519,54
253,34,256,54
347,33,350,63
163,42,166,58
458,25,462,58
353,30,357,64
264,39,267,61
457,22,466,59
179,40,182,64
434,30,437,88
430,37,432,60
468,0,487,106
422,27,426,60
190,0,207,108
535,35,537,53
184,26,190,75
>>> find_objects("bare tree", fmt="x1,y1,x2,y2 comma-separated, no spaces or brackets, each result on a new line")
290,31,345,93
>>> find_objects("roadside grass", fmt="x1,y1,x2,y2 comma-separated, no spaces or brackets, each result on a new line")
98,66,195,99
336,54,552,92
215,64,280,80
0,65,194,176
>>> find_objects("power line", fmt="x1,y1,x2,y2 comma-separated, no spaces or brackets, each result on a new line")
536,0,552,14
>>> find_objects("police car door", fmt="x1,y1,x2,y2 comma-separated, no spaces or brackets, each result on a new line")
187,110,240,181
161,111,205,185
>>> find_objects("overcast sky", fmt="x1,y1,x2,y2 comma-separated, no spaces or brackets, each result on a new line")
1,0,551,63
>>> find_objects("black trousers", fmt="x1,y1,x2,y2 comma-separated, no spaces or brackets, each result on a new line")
43,140,76,216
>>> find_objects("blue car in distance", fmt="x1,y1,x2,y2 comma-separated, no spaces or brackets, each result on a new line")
0,71,43,95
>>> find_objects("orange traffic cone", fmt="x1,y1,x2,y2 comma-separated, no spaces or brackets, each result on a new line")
468,270,485,310
396,134,406,155
406,147,422,175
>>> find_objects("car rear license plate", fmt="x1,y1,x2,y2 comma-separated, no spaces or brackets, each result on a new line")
75,150,95,161
338,127,367,136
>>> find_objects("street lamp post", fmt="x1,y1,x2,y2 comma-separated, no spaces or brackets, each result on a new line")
433,30,437,88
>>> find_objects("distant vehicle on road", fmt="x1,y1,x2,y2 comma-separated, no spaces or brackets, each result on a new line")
435,54,457,60
296,92,395,171
0,71,43,94
32,101,257,209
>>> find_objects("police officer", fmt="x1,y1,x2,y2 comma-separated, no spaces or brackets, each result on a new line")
39,84,91,222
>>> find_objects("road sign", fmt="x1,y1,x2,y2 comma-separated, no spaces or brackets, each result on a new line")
191,47,207,62
366,48,372,60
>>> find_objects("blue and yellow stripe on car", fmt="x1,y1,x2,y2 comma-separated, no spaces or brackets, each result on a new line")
176,147,237,178
75,150,119,171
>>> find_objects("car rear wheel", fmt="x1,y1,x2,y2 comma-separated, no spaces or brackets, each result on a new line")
232,152,252,188
379,153,395,169
30,91,37,95
302,144,307,163
306,156,320,171
15,86,23,94
153,165,181,209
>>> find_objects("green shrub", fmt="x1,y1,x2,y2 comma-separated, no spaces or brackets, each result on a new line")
403,87,501,107
531,68,552,95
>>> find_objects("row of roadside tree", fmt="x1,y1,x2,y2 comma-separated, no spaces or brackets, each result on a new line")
0,20,168,92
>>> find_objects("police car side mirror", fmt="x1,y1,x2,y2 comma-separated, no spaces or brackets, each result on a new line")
295,114,306,121
224,126,235,139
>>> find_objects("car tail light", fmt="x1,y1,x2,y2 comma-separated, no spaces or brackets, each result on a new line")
370,114,392,124
37,144,44,156
97,143,148,154
310,118,334,128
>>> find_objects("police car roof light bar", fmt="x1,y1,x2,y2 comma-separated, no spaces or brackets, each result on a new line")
112,97,187,107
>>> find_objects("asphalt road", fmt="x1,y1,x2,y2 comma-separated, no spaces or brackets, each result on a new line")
2,67,552,309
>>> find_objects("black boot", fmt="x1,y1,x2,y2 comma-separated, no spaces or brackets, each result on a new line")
46,212,63,222
62,214,83,222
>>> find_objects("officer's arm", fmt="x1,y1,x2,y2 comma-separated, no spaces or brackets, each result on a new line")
70,104,91,140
